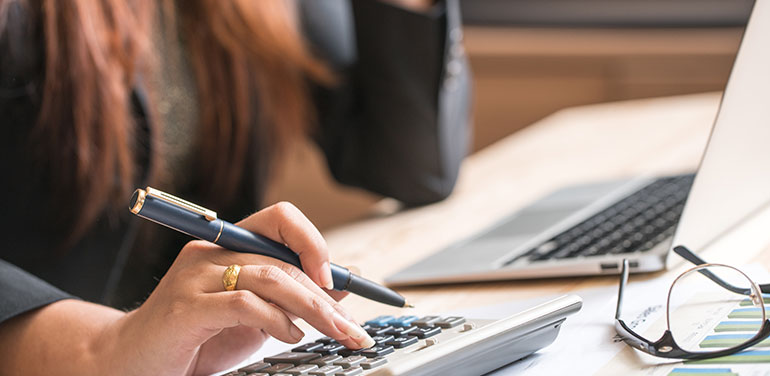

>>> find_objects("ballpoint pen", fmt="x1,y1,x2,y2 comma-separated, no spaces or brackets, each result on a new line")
129,187,412,308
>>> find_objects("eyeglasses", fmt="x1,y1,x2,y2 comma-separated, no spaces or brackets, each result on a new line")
614,245,770,360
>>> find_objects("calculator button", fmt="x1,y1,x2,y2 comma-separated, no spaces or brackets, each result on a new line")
308,365,343,376
413,316,441,327
385,336,418,348
273,374,293,376
435,316,466,328
412,326,441,339
261,363,294,374
334,366,363,376
316,337,337,345
385,326,417,336
238,361,270,373
361,345,395,358
221,372,246,376
390,315,419,327
370,335,394,345
360,357,388,370
333,355,366,369
293,342,324,353
246,373,269,376
313,344,346,356
265,352,321,365
365,325,393,336
309,355,343,366
365,315,395,327
284,364,319,375
337,348,364,357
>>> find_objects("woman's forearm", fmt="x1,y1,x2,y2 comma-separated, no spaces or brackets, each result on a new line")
0,299,123,375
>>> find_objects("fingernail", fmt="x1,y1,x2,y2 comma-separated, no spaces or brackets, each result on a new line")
321,262,334,290
332,311,375,348
289,325,305,342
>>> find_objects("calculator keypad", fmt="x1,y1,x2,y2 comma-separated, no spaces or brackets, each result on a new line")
228,315,470,376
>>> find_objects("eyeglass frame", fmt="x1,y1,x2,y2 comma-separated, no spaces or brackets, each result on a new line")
614,245,770,360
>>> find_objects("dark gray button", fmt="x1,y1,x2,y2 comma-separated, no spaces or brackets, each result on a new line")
371,335,394,345
316,337,337,344
436,316,466,328
361,345,394,358
413,316,440,327
413,326,441,339
365,325,393,336
385,336,418,348
265,352,321,365
313,344,346,356
293,342,324,353
360,357,388,370
385,326,417,337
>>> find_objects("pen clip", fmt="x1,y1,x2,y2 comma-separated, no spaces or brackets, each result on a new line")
145,187,218,221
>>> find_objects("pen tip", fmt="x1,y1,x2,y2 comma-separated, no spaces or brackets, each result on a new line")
404,301,415,308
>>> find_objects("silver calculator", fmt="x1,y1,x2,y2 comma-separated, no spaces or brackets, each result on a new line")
223,295,582,376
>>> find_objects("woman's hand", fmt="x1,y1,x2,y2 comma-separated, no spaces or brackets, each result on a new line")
0,202,374,376
110,201,376,375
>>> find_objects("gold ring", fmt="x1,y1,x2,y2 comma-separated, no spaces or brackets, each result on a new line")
222,264,241,291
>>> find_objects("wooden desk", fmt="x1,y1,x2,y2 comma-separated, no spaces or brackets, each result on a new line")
322,92,770,322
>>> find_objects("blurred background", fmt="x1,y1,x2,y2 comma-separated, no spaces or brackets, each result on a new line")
265,0,752,229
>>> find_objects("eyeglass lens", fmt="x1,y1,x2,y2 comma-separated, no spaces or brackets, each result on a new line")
667,264,766,353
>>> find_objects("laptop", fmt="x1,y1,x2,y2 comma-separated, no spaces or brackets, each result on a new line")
386,0,770,287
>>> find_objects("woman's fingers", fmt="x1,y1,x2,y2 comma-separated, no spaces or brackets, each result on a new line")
236,202,334,290
196,290,304,345
235,264,374,349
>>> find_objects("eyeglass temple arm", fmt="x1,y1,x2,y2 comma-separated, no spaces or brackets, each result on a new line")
674,245,770,294
616,259,630,319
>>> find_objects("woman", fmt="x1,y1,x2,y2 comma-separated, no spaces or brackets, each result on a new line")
0,0,470,374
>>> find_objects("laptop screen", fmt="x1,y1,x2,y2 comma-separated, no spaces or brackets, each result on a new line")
672,0,770,253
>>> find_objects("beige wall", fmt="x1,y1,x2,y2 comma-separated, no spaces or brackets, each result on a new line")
264,27,743,230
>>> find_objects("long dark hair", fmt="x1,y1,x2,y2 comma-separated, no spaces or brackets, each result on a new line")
1,0,330,244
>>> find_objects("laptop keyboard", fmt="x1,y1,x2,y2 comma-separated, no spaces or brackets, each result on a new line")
503,174,695,266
